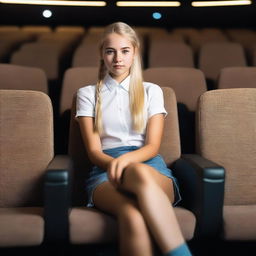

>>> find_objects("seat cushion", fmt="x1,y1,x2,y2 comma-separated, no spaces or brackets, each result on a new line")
0,207,44,247
175,207,196,240
223,205,256,240
69,206,195,244
69,207,117,244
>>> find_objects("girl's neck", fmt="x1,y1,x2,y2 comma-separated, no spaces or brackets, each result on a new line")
109,72,129,84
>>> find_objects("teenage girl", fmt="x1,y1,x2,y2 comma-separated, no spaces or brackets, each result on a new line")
76,22,192,256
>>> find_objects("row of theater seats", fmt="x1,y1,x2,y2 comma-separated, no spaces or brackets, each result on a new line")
1,86,255,255
1,25,256,91
1,63,256,156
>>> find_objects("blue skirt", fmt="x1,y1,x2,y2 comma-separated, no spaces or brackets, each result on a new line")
85,146,182,207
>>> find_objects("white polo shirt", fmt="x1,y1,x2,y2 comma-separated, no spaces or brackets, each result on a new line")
76,74,167,150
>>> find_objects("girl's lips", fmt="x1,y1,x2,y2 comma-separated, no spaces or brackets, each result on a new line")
113,65,124,68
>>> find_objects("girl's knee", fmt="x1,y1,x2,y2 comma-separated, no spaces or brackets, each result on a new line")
124,163,154,187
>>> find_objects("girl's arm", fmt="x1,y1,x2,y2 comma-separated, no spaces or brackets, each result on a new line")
108,113,165,186
123,113,164,162
77,116,114,170
78,113,164,187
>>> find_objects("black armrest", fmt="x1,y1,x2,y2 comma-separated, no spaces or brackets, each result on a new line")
44,154,73,243
172,154,225,238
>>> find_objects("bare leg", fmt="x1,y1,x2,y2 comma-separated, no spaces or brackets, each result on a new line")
120,163,185,254
93,182,154,256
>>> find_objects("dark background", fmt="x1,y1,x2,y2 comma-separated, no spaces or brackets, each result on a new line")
0,0,255,29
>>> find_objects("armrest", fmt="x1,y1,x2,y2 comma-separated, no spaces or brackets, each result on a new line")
44,154,73,243
172,154,225,238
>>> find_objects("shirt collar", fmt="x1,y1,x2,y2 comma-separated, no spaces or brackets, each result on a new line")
104,73,130,92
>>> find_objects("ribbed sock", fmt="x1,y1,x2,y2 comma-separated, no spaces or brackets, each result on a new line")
164,243,192,256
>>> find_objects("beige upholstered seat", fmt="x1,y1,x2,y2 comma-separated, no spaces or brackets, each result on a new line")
10,42,65,81
56,67,98,154
0,31,33,62
226,28,256,55
198,42,247,89
68,87,196,245
188,29,228,52
21,26,52,39
197,88,256,240
55,26,85,35
148,41,194,68
10,40,74,116
0,64,48,94
72,33,101,67
218,67,256,89
0,90,54,247
60,67,98,117
143,67,207,153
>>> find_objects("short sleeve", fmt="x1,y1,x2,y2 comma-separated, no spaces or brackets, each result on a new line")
76,85,96,118
146,83,167,118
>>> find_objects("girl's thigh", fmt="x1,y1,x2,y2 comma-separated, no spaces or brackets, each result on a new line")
93,181,138,216
121,163,175,203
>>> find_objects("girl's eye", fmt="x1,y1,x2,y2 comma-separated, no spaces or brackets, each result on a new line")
105,50,114,55
122,50,129,54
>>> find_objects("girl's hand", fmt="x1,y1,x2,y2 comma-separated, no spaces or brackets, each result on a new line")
107,155,131,187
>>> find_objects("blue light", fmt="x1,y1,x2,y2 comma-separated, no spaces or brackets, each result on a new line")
152,12,162,20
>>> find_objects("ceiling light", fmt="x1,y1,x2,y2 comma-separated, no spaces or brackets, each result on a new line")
0,0,107,6
116,1,181,7
191,1,252,7
152,12,162,19
42,9,52,18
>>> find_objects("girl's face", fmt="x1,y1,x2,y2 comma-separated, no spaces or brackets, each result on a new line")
102,33,135,83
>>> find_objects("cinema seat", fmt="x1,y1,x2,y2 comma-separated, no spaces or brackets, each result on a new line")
218,67,256,89
198,42,247,90
56,67,98,154
197,88,256,241
143,67,207,153
0,63,48,94
21,26,52,39
0,31,33,62
188,29,228,52
0,90,71,248
148,41,194,68
60,87,225,254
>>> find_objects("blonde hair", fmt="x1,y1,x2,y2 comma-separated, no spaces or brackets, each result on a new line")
95,22,145,134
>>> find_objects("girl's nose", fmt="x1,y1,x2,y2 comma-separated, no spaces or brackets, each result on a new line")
114,51,122,62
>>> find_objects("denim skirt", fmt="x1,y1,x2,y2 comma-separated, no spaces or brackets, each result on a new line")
85,146,181,207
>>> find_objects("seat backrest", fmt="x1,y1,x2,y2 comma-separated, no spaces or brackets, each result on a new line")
218,67,256,89
188,31,228,52
226,28,256,50
143,67,207,153
143,67,207,112
197,88,256,205
71,44,100,67
68,87,180,205
57,67,98,154
148,42,194,68
10,43,62,80
60,67,98,116
0,64,48,94
21,25,52,38
198,42,247,89
0,90,54,207
55,26,85,35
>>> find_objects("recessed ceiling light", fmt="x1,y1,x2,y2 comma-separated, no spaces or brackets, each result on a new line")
0,1,107,6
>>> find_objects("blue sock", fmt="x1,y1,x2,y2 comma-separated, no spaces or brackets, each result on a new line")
164,243,192,256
